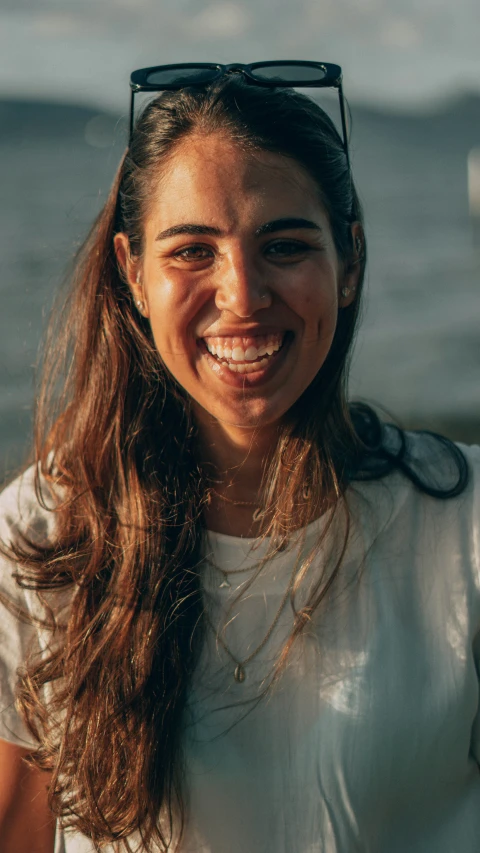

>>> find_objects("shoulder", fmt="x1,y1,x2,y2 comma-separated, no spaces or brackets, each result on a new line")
452,442,480,566
0,464,59,550
0,464,61,623
350,436,480,582
352,425,477,505
456,441,480,497
0,466,57,747
387,433,480,513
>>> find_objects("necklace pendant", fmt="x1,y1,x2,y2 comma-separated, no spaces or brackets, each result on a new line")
234,664,246,683
219,577,231,589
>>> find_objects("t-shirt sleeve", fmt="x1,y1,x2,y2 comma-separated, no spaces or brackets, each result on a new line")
464,444,480,767
471,445,480,586
0,468,49,748
0,557,38,747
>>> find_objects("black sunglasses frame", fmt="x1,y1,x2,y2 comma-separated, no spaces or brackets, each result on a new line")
128,61,350,169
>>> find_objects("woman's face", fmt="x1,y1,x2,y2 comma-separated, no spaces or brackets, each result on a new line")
116,133,360,432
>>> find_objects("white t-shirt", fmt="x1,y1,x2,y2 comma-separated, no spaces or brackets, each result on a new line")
1,440,480,853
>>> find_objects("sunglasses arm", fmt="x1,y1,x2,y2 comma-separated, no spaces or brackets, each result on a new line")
129,89,136,145
337,82,350,171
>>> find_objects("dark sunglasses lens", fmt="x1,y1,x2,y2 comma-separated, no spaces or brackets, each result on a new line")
145,66,219,86
251,64,327,84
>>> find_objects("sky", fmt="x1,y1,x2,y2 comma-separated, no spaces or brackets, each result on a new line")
0,0,479,113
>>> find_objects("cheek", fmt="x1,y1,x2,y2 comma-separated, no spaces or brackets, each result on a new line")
146,278,199,356
296,280,339,342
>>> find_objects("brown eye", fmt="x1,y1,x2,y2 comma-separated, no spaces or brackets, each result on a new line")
174,244,213,261
265,240,309,258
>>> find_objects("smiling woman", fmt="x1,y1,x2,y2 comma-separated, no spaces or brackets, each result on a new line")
114,132,360,462
0,73,480,853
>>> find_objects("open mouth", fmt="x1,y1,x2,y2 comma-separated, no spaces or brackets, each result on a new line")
201,332,287,374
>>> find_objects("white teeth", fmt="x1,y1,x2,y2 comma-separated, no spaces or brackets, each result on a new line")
204,335,284,365
226,356,270,373
258,342,280,357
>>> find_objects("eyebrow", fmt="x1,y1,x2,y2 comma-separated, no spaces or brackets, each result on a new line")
255,218,322,236
155,224,222,241
154,218,322,242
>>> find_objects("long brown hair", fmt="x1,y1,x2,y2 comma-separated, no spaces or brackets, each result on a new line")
1,77,466,851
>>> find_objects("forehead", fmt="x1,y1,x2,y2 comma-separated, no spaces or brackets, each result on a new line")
144,132,326,232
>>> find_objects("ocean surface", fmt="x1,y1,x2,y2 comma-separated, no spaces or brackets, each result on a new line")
0,95,479,480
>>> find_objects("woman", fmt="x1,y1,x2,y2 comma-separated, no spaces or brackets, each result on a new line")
0,68,479,853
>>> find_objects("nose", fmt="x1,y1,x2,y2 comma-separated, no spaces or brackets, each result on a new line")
214,252,272,316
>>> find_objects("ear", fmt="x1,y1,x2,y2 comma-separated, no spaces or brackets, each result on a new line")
338,222,364,308
113,232,149,318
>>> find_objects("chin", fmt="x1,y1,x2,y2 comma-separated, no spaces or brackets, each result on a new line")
197,397,294,431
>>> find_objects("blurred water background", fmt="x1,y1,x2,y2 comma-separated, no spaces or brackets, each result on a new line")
1,0,480,482
0,92,479,482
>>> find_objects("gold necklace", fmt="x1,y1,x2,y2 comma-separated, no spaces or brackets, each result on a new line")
208,489,266,524
209,487,259,508
204,557,296,683
205,555,262,589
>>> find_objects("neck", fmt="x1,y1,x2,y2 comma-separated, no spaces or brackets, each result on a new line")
197,414,277,496
194,408,279,537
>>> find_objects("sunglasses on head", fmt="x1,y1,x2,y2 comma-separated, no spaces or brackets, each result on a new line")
128,61,350,169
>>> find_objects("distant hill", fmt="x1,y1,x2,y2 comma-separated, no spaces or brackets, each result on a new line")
350,92,480,151
0,99,124,144
0,92,479,150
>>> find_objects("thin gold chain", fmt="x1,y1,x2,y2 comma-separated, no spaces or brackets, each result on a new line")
204,557,296,683
209,487,260,508
205,555,260,576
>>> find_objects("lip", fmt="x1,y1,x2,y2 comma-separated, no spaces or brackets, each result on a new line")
199,324,287,339
197,332,293,388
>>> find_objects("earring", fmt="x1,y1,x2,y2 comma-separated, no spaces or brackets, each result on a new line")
341,285,356,298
